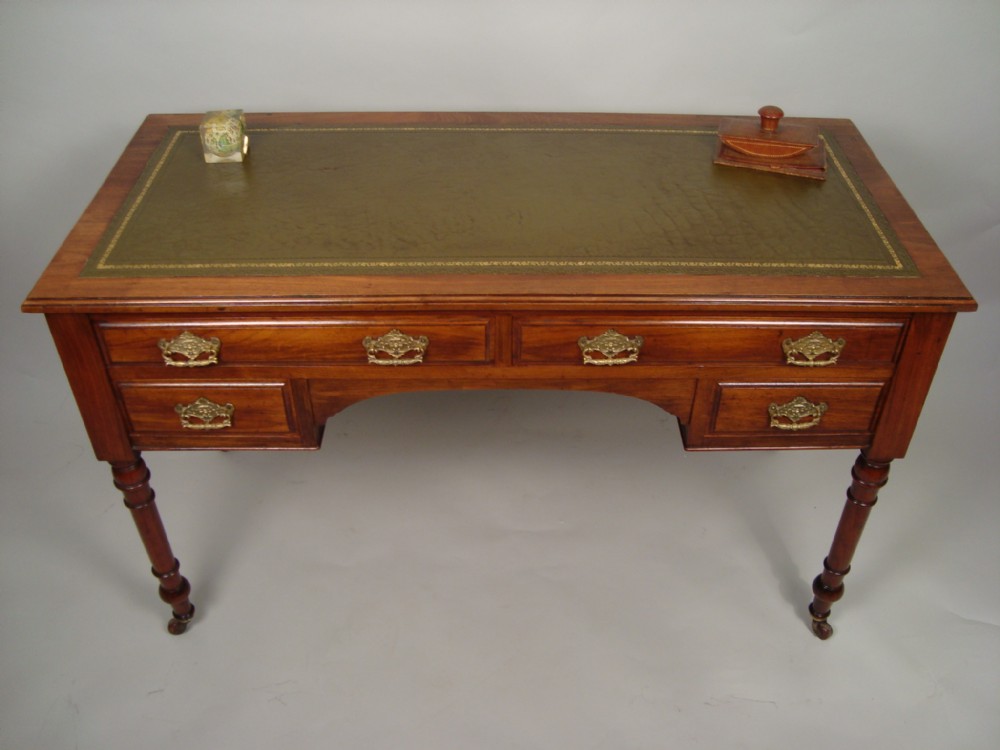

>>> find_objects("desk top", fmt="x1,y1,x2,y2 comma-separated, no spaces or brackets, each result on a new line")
24,112,975,313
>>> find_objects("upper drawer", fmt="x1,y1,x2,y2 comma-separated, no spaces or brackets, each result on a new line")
513,317,906,367
96,316,495,367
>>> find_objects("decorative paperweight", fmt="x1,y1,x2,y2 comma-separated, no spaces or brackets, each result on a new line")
199,109,249,163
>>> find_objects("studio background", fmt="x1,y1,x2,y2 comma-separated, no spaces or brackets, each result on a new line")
1,2,997,748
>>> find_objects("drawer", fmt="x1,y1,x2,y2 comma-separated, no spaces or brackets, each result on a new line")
708,382,886,438
117,381,300,443
514,317,905,367
97,316,495,367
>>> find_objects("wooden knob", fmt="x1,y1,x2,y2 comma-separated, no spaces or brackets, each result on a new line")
758,105,784,133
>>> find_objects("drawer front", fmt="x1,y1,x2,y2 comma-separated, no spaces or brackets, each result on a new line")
514,318,904,367
98,317,495,367
117,382,298,439
709,383,885,438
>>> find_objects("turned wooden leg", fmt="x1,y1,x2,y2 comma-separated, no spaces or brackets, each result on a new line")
809,450,891,640
111,454,195,635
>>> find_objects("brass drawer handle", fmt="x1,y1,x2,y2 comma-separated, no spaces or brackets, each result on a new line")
175,397,234,430
363,329,429,366
782,331,845,367
158,331,221,367
769,396,828,431
578,329,644,366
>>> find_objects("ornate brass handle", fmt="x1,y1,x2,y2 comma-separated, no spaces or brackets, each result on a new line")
782,331,845,367
175,397,234,430
363,329,429,366
769,396,827,431
159,331,221,367
578,329,644,366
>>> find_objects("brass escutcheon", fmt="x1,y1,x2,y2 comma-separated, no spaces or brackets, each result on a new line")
578,329,644,366
175,397,234,430
363,329,429,365
782,331,845,367
769,396,827,431
159,331,221,367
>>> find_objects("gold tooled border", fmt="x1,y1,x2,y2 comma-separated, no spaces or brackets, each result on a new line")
90,127,914,275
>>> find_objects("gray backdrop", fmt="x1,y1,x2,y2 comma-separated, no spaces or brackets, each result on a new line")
2,2,997,748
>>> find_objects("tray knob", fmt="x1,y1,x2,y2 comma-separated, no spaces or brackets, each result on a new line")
758,105,784,133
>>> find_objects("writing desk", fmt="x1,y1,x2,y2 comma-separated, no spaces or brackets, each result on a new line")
22,112,976,639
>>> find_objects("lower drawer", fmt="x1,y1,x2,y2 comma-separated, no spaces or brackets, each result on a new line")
681,381,887,450
710,383,885,437
117,381,303,447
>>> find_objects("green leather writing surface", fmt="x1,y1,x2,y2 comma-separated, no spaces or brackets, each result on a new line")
83,126,917,277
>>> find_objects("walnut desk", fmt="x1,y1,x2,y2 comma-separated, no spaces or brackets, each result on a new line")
22,112,976,639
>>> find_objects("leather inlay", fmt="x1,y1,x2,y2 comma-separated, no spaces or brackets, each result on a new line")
83,126,917,278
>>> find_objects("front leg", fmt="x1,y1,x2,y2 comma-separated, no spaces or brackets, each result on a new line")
809,450,891,640
111,454,195,634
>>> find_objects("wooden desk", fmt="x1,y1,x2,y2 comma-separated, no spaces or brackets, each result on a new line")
22,112,976,639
